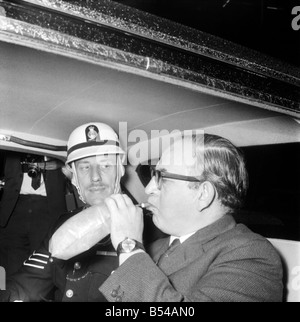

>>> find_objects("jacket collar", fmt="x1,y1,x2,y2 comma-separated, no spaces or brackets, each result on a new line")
152,214,237,275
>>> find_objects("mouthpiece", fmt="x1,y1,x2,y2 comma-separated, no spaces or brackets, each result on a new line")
137,203,152,216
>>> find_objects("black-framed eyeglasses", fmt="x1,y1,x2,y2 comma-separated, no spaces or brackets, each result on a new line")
151,168,202,190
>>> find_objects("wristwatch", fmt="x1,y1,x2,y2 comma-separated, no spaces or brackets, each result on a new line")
117,237,145,256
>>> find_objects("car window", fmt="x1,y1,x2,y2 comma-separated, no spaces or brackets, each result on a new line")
241,142,300,241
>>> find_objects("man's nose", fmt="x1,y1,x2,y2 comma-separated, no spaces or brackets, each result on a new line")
145,177,158,195
91,166,102,182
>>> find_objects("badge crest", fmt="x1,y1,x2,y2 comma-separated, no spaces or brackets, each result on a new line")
85,125,100,142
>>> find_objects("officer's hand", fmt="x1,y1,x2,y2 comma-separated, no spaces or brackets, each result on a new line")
105,194,144,250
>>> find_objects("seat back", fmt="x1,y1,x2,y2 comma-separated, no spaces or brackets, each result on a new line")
268,238,300,302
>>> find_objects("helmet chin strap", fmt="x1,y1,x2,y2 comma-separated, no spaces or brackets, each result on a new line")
71,155,124,205
70,163,85,204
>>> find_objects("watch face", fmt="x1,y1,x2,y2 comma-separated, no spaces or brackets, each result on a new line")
122,238,136,253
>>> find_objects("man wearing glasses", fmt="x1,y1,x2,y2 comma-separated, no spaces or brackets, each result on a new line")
100,133,283,302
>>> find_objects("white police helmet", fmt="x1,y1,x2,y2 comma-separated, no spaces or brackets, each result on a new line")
66,123,125,164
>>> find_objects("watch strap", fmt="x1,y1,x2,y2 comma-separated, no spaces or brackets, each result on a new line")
117,238,145,256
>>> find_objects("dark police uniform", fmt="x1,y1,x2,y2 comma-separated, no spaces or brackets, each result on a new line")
1,208,119,302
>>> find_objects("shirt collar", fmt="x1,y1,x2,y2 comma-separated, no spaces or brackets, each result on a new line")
169,232,196,245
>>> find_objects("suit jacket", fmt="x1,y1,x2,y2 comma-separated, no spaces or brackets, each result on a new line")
0,152,67,227
99,215,283,302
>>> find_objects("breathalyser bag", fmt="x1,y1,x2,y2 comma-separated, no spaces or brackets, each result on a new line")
49,204,111,260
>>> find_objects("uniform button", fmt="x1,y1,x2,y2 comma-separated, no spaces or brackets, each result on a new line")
111,290,118,298
115,296,122,302
74,262,81,270
49,258,54,263
66,290,74,298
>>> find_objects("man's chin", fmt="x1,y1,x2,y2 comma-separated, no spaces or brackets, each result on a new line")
148,205,159,217
151,214,164,233
150,208,160,222
91,199,105,206
86,195,107,207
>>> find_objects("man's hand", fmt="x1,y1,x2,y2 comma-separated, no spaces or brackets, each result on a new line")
105,194,144,250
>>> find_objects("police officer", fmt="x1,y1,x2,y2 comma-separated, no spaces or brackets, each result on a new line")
0,122,126,302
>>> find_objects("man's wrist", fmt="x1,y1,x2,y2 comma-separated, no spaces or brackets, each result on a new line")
116,237,145,256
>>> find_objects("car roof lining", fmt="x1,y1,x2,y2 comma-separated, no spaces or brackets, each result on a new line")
0,42,299,160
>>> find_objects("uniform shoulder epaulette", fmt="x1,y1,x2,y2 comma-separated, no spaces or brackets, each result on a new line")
23,251,50,270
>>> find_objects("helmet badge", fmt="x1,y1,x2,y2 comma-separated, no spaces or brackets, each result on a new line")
85,125,100,142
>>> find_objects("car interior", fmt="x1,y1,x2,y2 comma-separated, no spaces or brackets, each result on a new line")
0,0,299,302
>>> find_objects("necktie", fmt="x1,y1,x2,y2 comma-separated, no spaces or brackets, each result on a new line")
157,238,181,266
31,173,41,190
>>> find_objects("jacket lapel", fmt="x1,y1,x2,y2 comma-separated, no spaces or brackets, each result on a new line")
151,215,237,276
151,237,171,264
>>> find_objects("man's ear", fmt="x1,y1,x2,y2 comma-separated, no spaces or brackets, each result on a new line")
196,181,216,212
